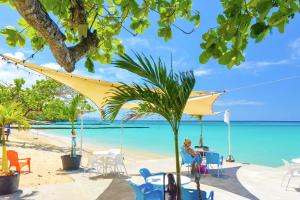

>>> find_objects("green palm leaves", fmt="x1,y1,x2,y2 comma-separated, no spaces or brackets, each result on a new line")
103,52,195,129
102,52,195,199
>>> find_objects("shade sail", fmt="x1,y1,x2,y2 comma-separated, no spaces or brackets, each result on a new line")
1,54,121,108
122,92,222,116
0,54,223,115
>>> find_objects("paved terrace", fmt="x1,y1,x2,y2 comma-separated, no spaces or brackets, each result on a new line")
2,158,300,200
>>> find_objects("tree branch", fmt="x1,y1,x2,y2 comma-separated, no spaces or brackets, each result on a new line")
14,0,99,72
70,0,87,26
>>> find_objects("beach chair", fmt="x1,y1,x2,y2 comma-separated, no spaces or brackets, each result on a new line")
105,153,128,176
108,148,121,155
83,155,104,176
180,151,199,174
127,180,163,200
205,152,223,177
139,168,165,182
281,159,300,190
181,187,214,200
7,150,31,172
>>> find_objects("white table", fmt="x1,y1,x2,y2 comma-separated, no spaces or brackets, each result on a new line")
146,174,191,186
93,150,109,156
291,158,300,164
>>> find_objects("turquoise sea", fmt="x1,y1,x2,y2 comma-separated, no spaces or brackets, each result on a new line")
37,120,300,167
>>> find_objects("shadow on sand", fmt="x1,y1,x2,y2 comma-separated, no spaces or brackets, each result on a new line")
187,166,259,200
97,166,259,200
0,190,39,200
7,140,69,154
96,175,133,200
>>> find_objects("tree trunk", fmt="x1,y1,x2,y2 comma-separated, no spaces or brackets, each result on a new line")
13,0,99,72
70,121,76,157
173,128,182,200
1,125,8,173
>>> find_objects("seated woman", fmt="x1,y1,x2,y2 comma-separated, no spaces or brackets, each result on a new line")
182,139,202,165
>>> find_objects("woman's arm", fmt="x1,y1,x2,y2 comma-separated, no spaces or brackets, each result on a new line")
188,148,197,157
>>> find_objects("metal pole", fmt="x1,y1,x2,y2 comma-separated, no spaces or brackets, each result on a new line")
226,121,235,162
80,111,83,155
228,122,231,156
120,120,124,153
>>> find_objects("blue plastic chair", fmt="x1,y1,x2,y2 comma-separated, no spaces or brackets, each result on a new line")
180,151,201,174
205,152,223,177
181,187,214,200
139,168,165,182
128,180,163,200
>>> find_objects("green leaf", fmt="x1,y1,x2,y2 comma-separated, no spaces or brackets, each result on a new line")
257,0,273,19
278,22,285,33
78,24,88,38
219,51,232,65
250,22,267,38
18,18,28,28
217,14,226,24
158,26,172,41
199,51,210,64
31,36,45,51
268,12,286,26
0,26,26,48
189,13,200,28
84,57,95,73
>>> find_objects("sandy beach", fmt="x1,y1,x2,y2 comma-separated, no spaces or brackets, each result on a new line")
2,129,300,200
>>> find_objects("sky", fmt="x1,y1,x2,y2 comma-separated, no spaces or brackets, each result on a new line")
0,2,300,121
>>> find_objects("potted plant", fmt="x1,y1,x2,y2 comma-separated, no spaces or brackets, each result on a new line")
0,102,29,195
60,94,93,170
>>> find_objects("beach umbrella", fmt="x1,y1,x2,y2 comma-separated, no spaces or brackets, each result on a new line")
224,109,234,162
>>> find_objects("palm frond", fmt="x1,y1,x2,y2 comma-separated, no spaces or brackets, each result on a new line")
103,52,195,130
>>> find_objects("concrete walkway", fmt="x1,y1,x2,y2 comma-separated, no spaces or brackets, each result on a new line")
1,172,112,200
1,158,300,200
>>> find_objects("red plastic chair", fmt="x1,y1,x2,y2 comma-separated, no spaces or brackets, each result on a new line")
7,150,31,172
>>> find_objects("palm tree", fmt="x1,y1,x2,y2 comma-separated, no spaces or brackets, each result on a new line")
66,94,94,157
102,52,195,199
0,102,29,174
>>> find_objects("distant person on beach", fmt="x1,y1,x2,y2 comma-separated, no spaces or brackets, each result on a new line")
5,124,11,141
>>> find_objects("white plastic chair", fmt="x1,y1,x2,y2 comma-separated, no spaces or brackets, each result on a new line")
281,159,300,190
108,148,121,155
105,153,128,176
83,155,104,177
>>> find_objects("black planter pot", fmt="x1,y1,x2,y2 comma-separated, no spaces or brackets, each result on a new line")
0,173,20,195
61,155,82,170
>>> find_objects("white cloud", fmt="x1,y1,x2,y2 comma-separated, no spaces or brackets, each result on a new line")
155,46,176,53
123,37,149,48
289,37,300,59
0,52,44,88
239,59,289,70
73,66,141,84
194,68,212,77
215,99,264,106
42,62,61,70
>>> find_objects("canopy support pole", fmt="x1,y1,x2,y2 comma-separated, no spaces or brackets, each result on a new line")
226,121,234,162
80,111,83,156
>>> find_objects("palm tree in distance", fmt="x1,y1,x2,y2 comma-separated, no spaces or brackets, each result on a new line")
102,52,195,199
0,102,29,174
